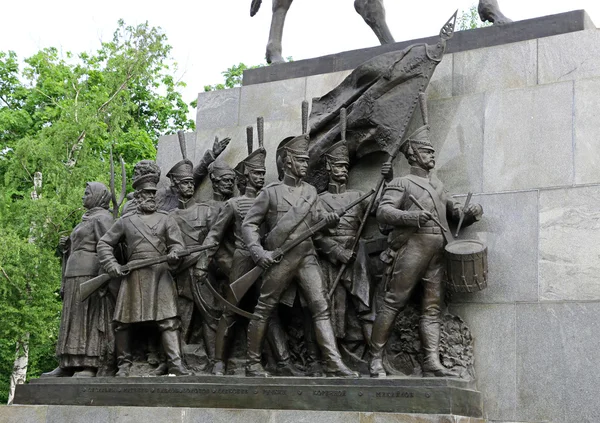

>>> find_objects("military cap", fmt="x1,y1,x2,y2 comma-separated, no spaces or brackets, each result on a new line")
208,160,235,179
400,125,435,156
132,172,159,191
166,159,194,180
277,134,310,159
324,140,349,164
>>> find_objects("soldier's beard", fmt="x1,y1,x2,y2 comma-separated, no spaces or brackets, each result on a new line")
138,199,157,213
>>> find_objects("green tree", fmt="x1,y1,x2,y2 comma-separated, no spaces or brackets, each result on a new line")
457,5,492,31
0,20,194,403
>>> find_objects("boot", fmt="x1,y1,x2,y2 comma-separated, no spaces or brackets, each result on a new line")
314,320,359,378
246,317,270,377
161,329,190,376
275,359,303,377
420,317,459,378
73,367,97,378
303,312,324,377
213,318,234,376
151,361,168,376
41,366,73,378
369,304,398,378
212,360,226,376
114,327,132,377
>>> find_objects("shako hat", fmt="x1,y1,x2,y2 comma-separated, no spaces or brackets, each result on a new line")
324,140,349,164
277,134,310,160
236,148,267,175
166,159,194,180
400,125,435,156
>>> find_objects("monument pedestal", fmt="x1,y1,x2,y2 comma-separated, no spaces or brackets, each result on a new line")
9,376,485,422
13,376,482,416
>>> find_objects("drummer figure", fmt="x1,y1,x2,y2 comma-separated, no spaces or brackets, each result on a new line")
369,124,483,378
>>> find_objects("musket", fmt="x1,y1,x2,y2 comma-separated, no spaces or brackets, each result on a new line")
79,243,218,302
177,130,188,160
229,189,375,303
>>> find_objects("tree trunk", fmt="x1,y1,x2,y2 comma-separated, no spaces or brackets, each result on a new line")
7,172,42,404
7,336,29,405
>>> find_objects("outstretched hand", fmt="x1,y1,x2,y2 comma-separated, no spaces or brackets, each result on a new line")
213,136,231,156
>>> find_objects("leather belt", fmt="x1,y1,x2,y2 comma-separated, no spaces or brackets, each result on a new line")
416,226,442,234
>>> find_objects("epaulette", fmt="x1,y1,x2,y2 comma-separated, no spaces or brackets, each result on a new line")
120,211,136,218
156,210,169,215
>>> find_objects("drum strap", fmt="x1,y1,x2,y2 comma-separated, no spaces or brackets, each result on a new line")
405,176,454,244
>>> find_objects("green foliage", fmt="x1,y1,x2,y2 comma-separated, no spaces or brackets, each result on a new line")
0,20,195,403
457,5,492,31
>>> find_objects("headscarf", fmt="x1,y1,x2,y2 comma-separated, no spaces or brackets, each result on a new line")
84,182,111,212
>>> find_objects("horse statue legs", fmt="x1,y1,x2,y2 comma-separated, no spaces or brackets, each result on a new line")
354,0,395,45
252,0,511,64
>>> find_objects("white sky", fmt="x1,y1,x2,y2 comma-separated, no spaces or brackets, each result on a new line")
1,0,599,111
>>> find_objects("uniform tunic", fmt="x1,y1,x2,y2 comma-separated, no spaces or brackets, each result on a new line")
97,210,185,324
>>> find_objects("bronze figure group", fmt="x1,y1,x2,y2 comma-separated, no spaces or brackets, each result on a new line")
44,98,485,380
43,11,488,380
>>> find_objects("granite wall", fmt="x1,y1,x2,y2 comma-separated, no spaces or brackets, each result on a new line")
156,26,600,423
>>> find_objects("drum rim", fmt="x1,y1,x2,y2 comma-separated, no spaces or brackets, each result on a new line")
445,239,486,254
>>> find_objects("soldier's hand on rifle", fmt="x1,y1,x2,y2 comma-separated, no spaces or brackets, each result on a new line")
167,250,181,265
257,250,277,270
381,162,393,182
213,136,231,157
105,262,124,278
324,212,341,228
336,247,355,264
193,268,208,281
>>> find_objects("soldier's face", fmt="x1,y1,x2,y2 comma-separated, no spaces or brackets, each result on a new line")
247,169,266,189
137,189,157,213
329,162,349,184
175,178,195,199
288,156,308,178
214,174,235,197
418,148,436,170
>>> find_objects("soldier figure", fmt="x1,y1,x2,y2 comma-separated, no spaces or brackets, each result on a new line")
121,136,230,214
97,161,190,377
166,159,221,361
242,134,358,377
197,145,299,376
369,125,483,378
315,141,392,347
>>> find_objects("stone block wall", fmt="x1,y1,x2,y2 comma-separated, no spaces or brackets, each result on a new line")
156,27,600,423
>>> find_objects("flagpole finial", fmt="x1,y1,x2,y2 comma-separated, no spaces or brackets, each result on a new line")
440,10,458,40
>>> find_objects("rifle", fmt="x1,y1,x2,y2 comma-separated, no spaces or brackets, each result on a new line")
229,189,375,303
79,242,218,302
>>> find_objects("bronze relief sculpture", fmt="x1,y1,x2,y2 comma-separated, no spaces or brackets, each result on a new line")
97,161,190,377
42,182,115,378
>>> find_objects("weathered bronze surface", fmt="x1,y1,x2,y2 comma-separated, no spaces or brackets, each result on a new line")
15,376,483,416
250,0,510,64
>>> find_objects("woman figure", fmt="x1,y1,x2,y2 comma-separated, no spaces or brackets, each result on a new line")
42,182,115,377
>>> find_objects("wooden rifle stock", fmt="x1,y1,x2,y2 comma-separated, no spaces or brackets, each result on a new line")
229,189,375,302
79,243,218,302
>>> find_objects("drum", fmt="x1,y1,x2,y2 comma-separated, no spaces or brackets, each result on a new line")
444,239,488,293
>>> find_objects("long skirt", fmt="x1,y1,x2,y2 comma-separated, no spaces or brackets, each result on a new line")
56,276,115,370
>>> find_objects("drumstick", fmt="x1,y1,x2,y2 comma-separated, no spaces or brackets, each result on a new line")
408,195,447,232
455,192,473,237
